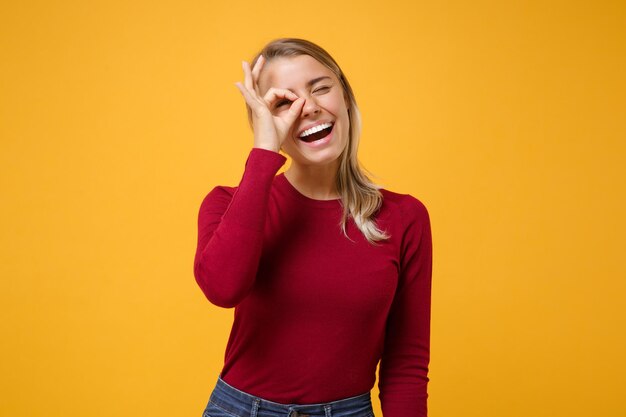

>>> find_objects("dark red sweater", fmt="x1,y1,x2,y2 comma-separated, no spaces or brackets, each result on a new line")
194,147,433,417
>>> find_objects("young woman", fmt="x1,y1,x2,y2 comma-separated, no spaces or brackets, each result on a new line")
194,38,433,417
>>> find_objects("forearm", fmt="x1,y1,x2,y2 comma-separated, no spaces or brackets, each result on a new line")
194,147,287,308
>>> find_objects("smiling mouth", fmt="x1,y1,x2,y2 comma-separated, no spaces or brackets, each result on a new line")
298,124,334,143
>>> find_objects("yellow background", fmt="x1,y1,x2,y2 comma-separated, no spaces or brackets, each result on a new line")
1,1,624,416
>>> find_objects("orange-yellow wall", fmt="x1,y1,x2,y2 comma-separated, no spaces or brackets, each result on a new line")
1,1,624,416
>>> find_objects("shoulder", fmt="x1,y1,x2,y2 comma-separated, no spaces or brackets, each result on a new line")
379,188,431,249
198,185,238,212
209,184,237,199
379,190,432,270
379,188,430,224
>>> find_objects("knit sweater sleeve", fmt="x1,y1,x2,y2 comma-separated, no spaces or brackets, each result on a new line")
378,196,433,417
193,147,287,308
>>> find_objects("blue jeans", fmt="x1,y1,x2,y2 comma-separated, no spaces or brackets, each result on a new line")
202,374,375,417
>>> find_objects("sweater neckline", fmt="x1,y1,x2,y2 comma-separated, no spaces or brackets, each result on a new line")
276,172,342,209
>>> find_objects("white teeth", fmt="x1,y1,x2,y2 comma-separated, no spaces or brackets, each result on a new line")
299,122,333,138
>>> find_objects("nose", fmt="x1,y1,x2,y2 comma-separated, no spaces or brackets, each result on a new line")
300,96,321,117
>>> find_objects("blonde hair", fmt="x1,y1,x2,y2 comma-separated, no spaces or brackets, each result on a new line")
246,37,391,245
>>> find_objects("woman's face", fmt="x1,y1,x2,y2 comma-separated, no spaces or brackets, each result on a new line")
257,54,350,168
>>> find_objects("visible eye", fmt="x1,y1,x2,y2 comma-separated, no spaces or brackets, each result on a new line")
275,99,292,108
275,86,330,109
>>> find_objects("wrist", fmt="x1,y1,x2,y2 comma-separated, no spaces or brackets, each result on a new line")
253,144,280,153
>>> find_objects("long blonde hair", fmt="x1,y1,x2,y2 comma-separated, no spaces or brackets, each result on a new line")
246,37,391,245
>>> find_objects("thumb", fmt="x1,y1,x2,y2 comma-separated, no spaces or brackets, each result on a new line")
284,98,305,127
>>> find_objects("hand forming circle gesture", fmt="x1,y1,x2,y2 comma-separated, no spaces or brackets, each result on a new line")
234,55,305,153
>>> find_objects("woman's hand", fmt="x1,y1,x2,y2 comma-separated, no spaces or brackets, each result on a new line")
234,55,305,153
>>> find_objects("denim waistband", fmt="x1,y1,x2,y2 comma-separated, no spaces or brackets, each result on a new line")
207,374,374,417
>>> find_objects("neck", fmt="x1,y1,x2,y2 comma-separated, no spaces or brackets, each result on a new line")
284,160,340,200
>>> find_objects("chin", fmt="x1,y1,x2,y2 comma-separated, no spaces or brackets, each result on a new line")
284,132,348,166
299,154,340,167
287,147,337,165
